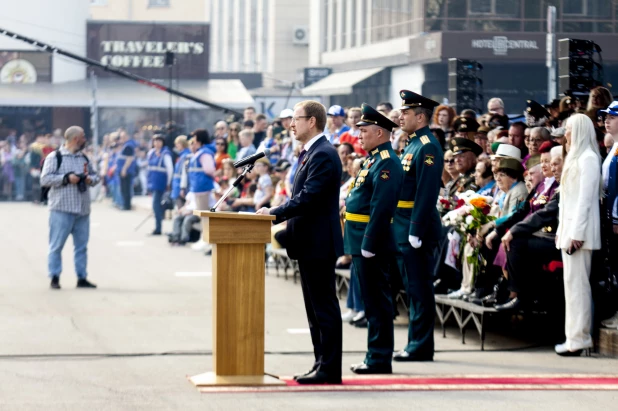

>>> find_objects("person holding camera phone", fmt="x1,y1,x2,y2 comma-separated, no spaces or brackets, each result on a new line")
555,114,602,357
41,126,101,290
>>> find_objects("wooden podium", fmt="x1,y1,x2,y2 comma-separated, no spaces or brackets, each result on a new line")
189,211,285,387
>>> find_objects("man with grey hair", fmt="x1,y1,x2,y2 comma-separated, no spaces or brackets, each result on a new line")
487,97,505,116
41,126,100,290
214,121,228,139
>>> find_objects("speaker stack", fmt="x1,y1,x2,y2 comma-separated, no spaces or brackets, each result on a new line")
558,38,603,97
448,58,484,114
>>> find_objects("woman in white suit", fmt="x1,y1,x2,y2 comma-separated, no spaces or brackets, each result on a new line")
556,113,602,356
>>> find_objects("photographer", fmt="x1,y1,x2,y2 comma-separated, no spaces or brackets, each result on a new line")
40,126,100,290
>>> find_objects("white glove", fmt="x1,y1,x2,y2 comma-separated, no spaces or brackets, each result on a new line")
361,249,375,258
409,235,422,249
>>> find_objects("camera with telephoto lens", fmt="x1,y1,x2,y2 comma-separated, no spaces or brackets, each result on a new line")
76,174,88,193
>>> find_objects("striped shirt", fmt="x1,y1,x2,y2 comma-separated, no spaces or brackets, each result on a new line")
40,147,101,216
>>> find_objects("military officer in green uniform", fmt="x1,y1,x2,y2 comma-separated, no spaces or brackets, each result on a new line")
447,137,483,198
392,90,443,362
344,103,404,374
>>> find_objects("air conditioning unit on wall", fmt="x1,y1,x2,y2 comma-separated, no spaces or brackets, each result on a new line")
293,26,309,45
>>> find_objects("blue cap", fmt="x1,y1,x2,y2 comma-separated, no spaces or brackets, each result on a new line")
327,105,345,117
599,101,618,116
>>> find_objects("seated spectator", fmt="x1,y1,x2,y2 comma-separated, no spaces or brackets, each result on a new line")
339,156,362,209
236,129,257,161
326,105,349,144
475,158,496,196
230,167,257,212
551,126,566,146
257,124,281,165
441,150,459,197
523,127,550,164
448,138,483,197
495,146,564,311
452,117,480,140
214,137,231,171
337,143,354,184
271,159,292,207
464,158,527,303
389,109,404,150
227,122,241,159
339,107,366,156
432,105,456,144
253,158,274,210
168,192,200,245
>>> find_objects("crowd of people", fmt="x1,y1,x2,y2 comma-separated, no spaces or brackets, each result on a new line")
5,85,617,362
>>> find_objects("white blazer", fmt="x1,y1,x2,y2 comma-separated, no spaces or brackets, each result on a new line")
557,149,601,250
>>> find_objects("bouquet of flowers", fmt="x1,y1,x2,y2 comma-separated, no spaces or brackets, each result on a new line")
437,195,462,216
442,190,496,279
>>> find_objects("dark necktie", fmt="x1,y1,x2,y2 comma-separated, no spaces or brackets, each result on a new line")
298,149,307,166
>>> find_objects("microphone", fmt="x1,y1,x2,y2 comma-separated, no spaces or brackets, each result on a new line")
233,148,271,168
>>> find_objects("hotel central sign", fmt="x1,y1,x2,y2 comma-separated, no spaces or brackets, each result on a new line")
471,36,539,56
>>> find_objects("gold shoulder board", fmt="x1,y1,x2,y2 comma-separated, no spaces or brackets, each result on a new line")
420,136,430,145
379,150,390,160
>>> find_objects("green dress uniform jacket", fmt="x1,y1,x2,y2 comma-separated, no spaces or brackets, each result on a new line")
393,125,444,244
344,142,403,255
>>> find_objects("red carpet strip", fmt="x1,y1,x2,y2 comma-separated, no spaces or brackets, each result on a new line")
197,374,618,393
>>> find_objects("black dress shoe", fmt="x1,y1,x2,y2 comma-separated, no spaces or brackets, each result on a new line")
354,318,368,328
76,278,97,288
149,230,161,236
392,350,433,362
293,365,318,381
295,370,341,385
50,276,60,290
494,297,520,311
350,363,392,374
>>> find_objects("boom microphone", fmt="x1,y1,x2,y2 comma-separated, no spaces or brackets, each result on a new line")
233,149,271,168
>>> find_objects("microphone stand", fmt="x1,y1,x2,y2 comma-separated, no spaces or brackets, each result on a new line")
210,164,254,212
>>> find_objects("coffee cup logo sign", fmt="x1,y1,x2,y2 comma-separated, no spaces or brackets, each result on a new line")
99,41,205,68
471,36,539,56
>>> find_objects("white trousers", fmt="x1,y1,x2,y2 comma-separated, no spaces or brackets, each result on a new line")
562,249,593,351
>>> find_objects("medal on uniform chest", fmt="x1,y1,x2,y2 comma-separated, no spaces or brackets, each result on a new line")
538,195,547,205
401,153,413,172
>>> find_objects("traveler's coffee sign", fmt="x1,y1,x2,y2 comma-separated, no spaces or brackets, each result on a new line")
87,22,210,79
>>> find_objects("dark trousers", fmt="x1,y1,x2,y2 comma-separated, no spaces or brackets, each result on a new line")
297,257,342,377
396,241,438,357
152,190,164,233
353,254,394,366
506,235,562,296
120,175,133,211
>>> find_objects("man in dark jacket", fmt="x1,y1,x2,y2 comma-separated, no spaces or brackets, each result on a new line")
257,100,343,384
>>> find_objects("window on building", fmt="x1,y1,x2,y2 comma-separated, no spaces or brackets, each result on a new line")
469,0,520,16
148,0,170,7
563,0,585,15
90,0,108,5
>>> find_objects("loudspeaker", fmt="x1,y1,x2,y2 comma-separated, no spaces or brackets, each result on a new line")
558,38,602,96
448,58,483,113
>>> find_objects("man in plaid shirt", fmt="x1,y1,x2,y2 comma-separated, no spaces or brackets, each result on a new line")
41,126,101,290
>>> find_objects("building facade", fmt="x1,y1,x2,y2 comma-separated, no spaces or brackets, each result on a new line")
304,0,618,113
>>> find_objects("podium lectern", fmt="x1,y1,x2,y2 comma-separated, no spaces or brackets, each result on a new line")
189,211,285,387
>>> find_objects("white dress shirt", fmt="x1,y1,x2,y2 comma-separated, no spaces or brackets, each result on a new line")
303,133,324,151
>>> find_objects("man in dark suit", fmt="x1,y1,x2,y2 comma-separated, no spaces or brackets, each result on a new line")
256,100,343,384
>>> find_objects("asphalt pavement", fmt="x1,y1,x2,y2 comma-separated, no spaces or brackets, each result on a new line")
1,200,617,410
